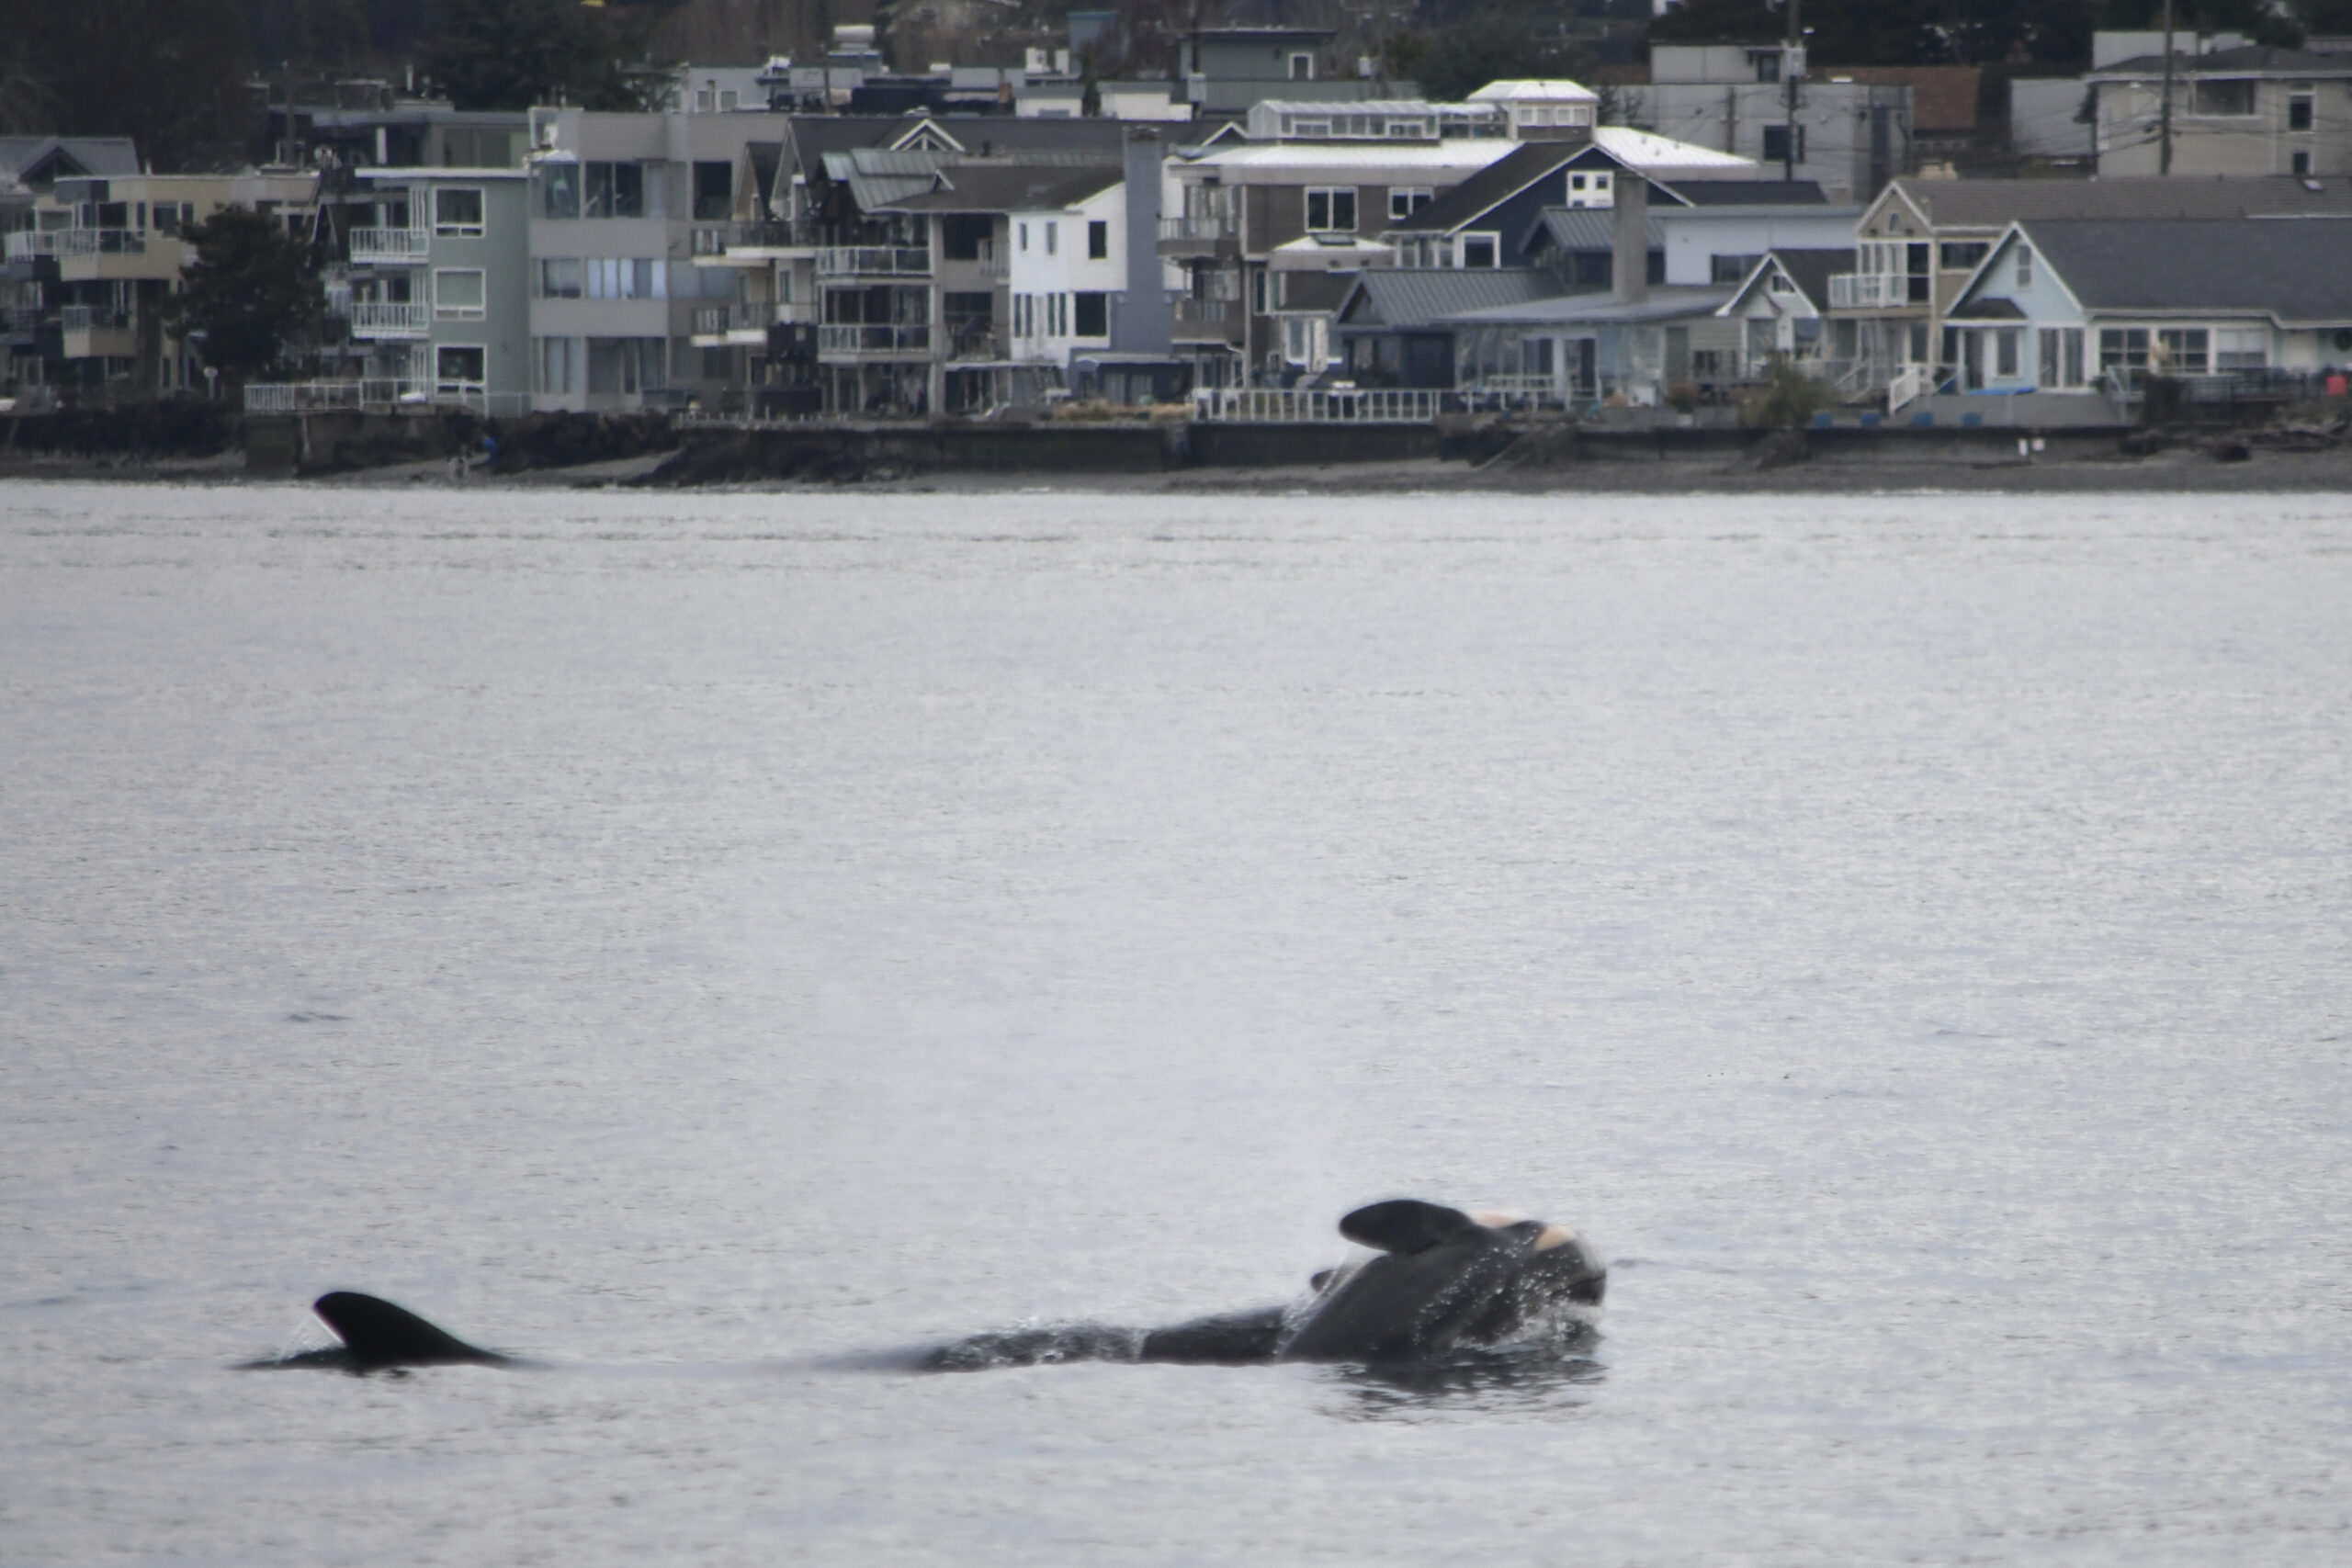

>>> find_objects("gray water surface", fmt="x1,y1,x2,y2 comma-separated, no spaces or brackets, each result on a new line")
4,483,2349,1564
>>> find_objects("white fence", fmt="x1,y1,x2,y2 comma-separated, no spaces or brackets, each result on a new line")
1192,388,1441,423
815,247,931,277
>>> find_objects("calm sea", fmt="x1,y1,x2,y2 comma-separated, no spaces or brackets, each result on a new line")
5,482,2349,1564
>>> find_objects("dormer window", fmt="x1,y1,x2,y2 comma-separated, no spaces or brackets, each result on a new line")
1289,52,1314,82
1566,169,1613,209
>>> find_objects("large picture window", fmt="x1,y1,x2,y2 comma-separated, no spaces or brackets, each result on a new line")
537,163,581,220
435,344,486,394
433,187,484,236
584,161,654,219
1073,291,1107,337
434,268,486,320
1304,186,1356,233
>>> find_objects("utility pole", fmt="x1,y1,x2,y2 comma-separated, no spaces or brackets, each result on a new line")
1783,0,1802,182
2159,0,2176,175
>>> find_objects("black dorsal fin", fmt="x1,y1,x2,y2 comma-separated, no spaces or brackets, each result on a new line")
312,1292,503,1368
1338,1200,1480,1255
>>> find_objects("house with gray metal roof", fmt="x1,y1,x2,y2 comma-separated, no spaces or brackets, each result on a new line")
1715,249,1849,381
1330,269,1559,387
1940,216,2352,402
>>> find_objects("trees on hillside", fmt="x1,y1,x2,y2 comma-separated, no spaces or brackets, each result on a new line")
426,0,650,111
0,0,257,170
1648,0,2311,66
166,206,324,386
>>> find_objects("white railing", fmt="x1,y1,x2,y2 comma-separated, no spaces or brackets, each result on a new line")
348,301,430,338
1192,388,1441,423
5,231,63,260
1887,363,1931,413
815,246,930,277
243,379,425,413
349,228,430,264
817,322,930,354
8,228,147,259
1828,272,1914,310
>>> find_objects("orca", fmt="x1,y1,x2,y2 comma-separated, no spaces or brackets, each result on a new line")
928,1199,1605,1370
252,1292,515,1372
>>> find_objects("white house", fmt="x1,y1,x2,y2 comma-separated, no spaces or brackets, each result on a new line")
1006,173,1127,373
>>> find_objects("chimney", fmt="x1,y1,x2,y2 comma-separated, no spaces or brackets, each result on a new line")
1114,125,1172,354
1611,169,1648,306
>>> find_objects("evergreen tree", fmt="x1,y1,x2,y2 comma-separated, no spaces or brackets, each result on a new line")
426,0,642,111
165,206,324,386
0,0,257,169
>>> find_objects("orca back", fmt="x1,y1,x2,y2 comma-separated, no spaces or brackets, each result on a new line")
312,1292,505,1369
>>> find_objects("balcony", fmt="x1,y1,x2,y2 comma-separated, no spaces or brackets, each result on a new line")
349,228,430,265
1159,211,1241,258
815,246,931,278
817,322,931,356
946,321,1004,361
1173,297,1243,345
690,302,797,345
1827,272,1925,310
691,220,820,260
59,304,130,332
348,301,431,339
8,229,146,261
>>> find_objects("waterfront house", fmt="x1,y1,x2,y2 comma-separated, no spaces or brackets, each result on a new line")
1939,216,2352,402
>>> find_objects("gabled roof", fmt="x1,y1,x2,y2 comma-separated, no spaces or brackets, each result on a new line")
2087,44,2352,81
876,163,1121,213
1584,125,1758,172
1721,247,1849,314
1467,79,1599,104
1385,141,1580,235
0,136,141,189
1336,267,1560,328
1984,217,2352,321
1876,175,2352,231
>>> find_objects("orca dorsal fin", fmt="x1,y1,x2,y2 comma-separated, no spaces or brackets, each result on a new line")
312,1292,503,1368
1338,1200,1481,1255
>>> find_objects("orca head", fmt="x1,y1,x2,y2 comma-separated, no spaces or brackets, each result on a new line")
1277,1200,1605,1363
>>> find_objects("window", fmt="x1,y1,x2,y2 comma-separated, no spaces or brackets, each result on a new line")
435,344,486,392
2292,151,2312,175
1045,220,1057,255
583,257,666,299
2290,92,2315,131
1088,220,1107,260
693,162,733,221
434,187,483,236
2156,326,2210,374
1939,242,1988,271
584,161,650,219
1762,124,1806,164
1052,292,1068,335
2039,327,2086,387
1750,50,1781,84
1566,169,1612,209
537,257,582,298
1573,252,1611,288
1389,187,1431,220
434,268,485,319
537,335,578,394
1460,231,1498,267
1018,221,1028,252
586,337,662,395
2214,326,2267,369
2099,326,2149,386
1074,291,1107,336
2192,79,2256,117
1289,52,1314,82
1768,271,1795,295
537,163,580,220
1711,254,1761,285
1305,186,1357,232
1996,328,2020,378
2016,247,2033,288
443,129,512,167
